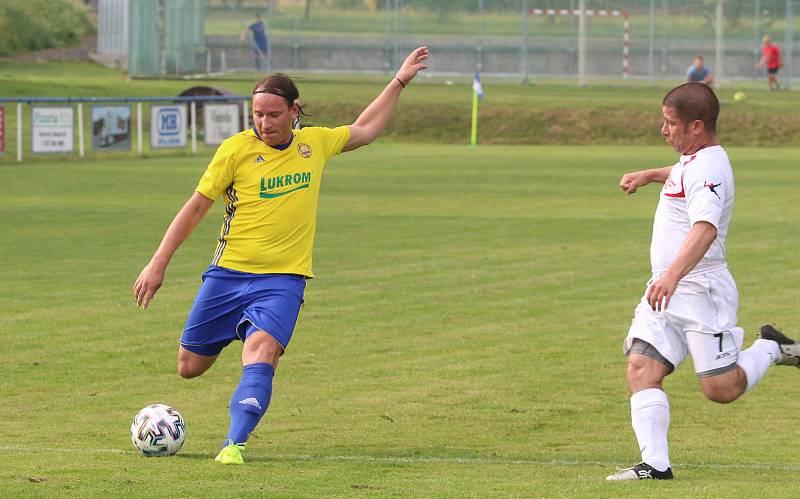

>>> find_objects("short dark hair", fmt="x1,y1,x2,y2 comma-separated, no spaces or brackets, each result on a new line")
662,82,719,132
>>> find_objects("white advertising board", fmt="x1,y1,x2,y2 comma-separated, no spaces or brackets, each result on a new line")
31,106,74,154
203,104,240,146
150,104,187,148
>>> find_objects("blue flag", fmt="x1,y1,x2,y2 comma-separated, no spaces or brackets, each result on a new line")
472,73,484,98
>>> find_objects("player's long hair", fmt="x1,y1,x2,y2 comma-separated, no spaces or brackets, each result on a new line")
252,74,310,128
662,82,719,133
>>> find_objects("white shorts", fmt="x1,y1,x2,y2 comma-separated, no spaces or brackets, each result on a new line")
623,267,744,377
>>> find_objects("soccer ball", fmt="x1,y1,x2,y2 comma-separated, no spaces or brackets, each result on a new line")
130,404,186,456
733,91,747,103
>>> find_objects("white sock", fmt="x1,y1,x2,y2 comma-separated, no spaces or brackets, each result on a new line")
738,339,781,391
630,388,670,472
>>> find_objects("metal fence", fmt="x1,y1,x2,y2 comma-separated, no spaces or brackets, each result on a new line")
199,0,797,86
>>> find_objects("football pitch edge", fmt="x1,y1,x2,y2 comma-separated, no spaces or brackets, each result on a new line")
4,444,800,472
3,444,799,497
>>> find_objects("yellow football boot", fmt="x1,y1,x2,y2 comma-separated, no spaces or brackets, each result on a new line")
214,440,245,465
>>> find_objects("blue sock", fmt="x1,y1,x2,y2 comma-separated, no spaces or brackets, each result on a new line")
224,362,274,446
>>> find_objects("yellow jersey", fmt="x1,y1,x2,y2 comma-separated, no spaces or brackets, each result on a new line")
195,126,350,277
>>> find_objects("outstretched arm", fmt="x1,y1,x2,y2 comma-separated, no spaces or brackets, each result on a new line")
133,192,214,309
619,166,673,195
240,25,251,41
343,46,429,152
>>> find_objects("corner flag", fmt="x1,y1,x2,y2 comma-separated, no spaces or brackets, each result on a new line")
470,73,483,146
472,72,484,98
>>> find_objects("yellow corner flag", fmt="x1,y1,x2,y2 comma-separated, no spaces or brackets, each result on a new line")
470,73,484,147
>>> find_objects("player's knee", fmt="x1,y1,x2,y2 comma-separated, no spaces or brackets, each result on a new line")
177,360,202,379
626,355,665,386
176,349,215,378
699,377,741,403
699,367,745,404
626,358,644,382
242,331,282,366
702,384,738,404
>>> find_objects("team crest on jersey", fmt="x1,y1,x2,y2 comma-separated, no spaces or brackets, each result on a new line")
297,143,312,158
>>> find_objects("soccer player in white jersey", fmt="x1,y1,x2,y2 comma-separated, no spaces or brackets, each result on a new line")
606,82,800,481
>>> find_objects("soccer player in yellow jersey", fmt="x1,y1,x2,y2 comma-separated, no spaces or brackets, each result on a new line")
133,47,429,464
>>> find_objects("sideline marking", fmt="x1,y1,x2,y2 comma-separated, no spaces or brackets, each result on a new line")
1,445,799,472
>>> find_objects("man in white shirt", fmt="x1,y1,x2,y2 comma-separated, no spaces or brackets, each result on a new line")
606,82,800,481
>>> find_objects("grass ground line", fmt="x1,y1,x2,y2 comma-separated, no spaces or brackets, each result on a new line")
2,445,798,472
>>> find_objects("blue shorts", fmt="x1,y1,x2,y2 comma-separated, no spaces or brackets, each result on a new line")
180,266,306,356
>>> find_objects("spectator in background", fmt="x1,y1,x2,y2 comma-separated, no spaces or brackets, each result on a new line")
241,13,268,71
686,55,714,86
756,35,782,91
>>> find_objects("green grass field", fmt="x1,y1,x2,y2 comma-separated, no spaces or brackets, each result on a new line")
1,143,799,497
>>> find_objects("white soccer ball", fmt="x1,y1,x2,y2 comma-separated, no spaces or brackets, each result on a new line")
130,404,186,457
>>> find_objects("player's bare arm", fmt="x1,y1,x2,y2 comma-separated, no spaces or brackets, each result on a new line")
619,166,672,194
646,221,717,312
134,192,215,309
343,46,429,152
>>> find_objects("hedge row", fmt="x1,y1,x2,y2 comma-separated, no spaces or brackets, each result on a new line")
0,0,94,57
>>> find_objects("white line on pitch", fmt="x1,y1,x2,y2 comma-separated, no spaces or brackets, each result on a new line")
1,446,798,472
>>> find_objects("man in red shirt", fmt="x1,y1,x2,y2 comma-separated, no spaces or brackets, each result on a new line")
756,35,782,91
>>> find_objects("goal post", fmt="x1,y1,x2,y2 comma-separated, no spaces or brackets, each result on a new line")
527,7,630,81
